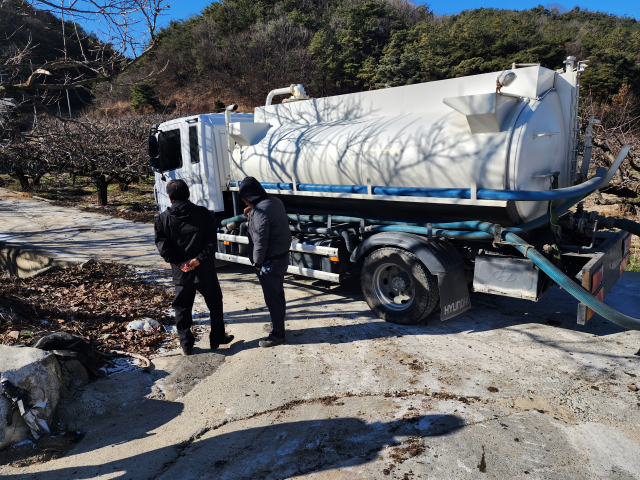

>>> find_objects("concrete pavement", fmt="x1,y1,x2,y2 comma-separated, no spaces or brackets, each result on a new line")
1,188,639,479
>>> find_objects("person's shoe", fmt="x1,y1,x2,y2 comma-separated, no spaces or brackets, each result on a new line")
182,345,194,356
263,323,273,334
210,334,234,350
259,336,286,348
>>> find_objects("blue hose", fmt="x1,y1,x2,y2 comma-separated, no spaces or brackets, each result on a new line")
362,195,585,240
483,224,640,331
285,194,585,232
230,169,606,201
221,214,247,226
226,193,586,234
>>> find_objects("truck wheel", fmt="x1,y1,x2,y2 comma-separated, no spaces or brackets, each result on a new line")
361,247,439,324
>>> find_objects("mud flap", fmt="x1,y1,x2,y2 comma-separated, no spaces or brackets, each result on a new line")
438,264,471,321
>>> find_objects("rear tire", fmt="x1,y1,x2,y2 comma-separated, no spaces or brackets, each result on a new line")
361,247,439,324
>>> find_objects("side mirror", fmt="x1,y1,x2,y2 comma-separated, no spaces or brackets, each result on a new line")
148,135,159,158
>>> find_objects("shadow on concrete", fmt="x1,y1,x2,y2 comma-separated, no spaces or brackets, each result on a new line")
222,273,634,335
225,264,637,333
4,413,464,479
0,389,184,470
216,266,639,365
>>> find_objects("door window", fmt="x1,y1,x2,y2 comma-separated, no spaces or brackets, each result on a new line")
158,128,182,171
189,125,200,164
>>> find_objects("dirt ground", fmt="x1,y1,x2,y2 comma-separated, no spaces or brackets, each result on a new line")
1,188,640,479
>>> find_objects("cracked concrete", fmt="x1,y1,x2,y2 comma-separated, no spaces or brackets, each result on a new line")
1,188,640,479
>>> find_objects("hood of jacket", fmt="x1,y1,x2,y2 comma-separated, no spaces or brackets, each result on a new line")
239,177,268,205
167,199,195,219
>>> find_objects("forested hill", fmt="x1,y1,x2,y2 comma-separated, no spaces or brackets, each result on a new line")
132,0,639,111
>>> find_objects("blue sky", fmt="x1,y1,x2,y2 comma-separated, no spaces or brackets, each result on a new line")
161,0,638,25
74,0,636,55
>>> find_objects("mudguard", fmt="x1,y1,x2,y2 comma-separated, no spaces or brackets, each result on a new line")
351,232,471,320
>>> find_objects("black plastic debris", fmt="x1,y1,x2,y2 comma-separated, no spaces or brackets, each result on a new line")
33,332,106,377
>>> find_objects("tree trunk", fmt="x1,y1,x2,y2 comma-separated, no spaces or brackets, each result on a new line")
95,175,109,206
13,169,30,191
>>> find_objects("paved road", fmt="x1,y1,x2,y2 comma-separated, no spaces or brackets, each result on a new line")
1,189,640,479
0,189,162,270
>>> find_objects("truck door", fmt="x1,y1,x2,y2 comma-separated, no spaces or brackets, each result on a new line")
154,118,205,212
182,120,205,207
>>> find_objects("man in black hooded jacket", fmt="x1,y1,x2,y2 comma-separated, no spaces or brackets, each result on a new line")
154,179,233,355
239,177,292,348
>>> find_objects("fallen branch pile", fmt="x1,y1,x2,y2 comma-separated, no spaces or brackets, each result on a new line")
0,261,178,355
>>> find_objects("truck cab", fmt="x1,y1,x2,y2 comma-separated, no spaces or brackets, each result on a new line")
149,113,254,214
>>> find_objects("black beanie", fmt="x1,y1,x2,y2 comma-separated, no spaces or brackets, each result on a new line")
239,177,268,205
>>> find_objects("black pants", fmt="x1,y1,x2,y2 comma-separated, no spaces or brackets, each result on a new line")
172,277,225,350
256,257,288,339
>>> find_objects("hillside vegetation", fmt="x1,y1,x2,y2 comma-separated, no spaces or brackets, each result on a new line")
106,1,639,112
2,1,639,210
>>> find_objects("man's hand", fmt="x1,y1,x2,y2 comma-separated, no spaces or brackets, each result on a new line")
179,258,200,272
243,205,253,216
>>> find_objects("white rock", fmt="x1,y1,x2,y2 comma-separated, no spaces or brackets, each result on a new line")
0,345,62,449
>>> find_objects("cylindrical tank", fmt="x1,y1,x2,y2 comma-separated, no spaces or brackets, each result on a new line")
231,66,578,225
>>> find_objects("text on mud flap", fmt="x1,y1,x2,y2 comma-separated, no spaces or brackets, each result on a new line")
444,297,470,316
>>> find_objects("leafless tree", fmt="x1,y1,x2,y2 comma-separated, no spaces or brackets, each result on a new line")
582,85,640,193
1,0,168,102
580,85,640,215
0,113,50,190
45,113,170,205
0,112,171,204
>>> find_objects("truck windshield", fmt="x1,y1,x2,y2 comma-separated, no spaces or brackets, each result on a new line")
159,128,182,171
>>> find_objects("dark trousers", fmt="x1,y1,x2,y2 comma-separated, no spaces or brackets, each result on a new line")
172,277,225,350
256,257,288,339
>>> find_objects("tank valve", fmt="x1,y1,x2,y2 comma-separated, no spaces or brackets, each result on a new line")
283,84,310,103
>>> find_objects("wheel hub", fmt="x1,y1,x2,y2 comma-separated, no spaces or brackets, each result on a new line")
372,263,416,311
390,275,408,293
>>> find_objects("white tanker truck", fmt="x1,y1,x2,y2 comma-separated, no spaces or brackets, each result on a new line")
148,57,640,330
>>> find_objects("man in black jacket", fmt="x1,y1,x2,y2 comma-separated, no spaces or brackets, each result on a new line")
154,179,233,355
239,177,292,348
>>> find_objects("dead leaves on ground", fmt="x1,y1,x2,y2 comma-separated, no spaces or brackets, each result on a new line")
0,261,178,354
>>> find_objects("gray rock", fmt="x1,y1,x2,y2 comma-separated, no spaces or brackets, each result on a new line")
0,345,62,449
59,359,90,392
